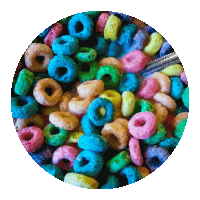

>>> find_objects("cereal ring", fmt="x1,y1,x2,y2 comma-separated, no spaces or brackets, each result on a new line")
18,126,44,153
100,90,122,108
109,11,132,23
101,122,128,150
15,114,44,132
78,133,109,152
104,14,122,41
51,35,79,55
136,166,150,178
43,123,69,146
143,25,156,34
99,175,120,189
39,25,52,37
41,164,64,181
59,92,73,112
11,96,38,119
129,137,143,166
159,137,180,154
153,92,177,111
68,96,94,115
52,145,79,171
105,41,121,57
14,69,34,95
181,71,188,85
83,11,102,18
121,91,135,117
74,47,97,63
118,73,140,93
44,22,63,46
120,50,147,73
174,118,187,139
143,122,167,145
159,40,173,57
153,102,168,123
151,72,171,94
161,64,184,76
106,151,131,173
128,111,157,140
32,73,50,87
96,65,120,89
73,150,104,177
67,132,84,143
112,108,122,121
132,99,154,115
144,32,164,56
144,145,170,171
87,98,114,126
64,173,99,189
172,112,188,128
24,43,53,72
119,165,142,184
68,13,93,41
93,36,107,55
170,77,184,100
96,13,110,34
49,111,79,130
98,57,123,72
33,78,63,106
182,87,189,109
48,55,77,83
138,78,160,100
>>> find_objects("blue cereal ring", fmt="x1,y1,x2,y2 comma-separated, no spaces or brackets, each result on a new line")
73,150,104,177
81,113,100,134
39,25,52,37
159,40,173,57
119,165,142,185
100,175,120,189
41,164,64,181
87,97,114,126
93,36,107,55
68,13,93,41
106,41,121,57
52,35,79,56
159,137,180,154
78,133,109,152
144,145,170,171
48,55,77,83
118,72,140,93
170,77,184,100
11,96,38,119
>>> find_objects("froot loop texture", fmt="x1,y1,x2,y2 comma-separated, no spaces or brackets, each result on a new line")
11,11,189,189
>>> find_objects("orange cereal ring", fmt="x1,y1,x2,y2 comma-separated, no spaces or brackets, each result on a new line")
98,57,123,71
151,72,171,94
33,78,63,106
153,102,168,123
77,80,104,98
49,111,79,130
60,92,73,112
112,108,122,121
24,43,53,72
101,122,128,150
172,112,188,128
153,92,177,112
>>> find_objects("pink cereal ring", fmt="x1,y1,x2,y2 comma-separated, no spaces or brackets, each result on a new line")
128,111,157,139
18,126,44,153
96,13,110,35
120,50,147,73
52,145,79,171
138,78,160,100
44,22,63,46
129,137,143,166
180,71,188,85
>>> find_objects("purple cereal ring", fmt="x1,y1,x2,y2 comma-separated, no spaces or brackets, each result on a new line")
129,137,143,166
180,71,188,85
138,78,160,100
52,145,79,171
128,111,157,139
44,22,63,46
18,126,44,153
120,50,147,73
96,13,110,36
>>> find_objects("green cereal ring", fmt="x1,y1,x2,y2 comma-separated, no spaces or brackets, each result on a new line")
14,69,34,95
144,122,167,145
43,123,69,146
59,15,72,25
182,87,189,109
83,11,102,18
74,47,97,62
96,65,120,89
174,118,188,139
77,61,99,82
106,151,131,173
132,99,154,115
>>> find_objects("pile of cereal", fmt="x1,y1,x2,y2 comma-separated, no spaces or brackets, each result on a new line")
11,11,189,189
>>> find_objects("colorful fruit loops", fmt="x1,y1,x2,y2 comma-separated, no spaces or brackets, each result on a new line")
11,11,189,189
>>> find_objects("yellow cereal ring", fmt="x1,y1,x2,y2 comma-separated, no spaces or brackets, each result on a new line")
136,166,150,178
161,64,184,76
121,91,135,117
144,32,164,56
98,57,123,71
64,173,98,189
99,90,122,108
104,15,122,41
67,132,84,143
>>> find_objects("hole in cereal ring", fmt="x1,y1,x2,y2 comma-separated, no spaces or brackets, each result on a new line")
56,67,68,78
45,87,53,96
102,74,112,83
150,157,161,167
27,123,35,127
17,99,28,107
80,63,90,72
58,39,66,45
51,127,60,135
23,133,34,141
98,107,106,116
79,157,90,167
62,159,70,165
109,134,118,145
167,147,175,155
35,56,45,63
134,118,146,127
75,21,84,33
